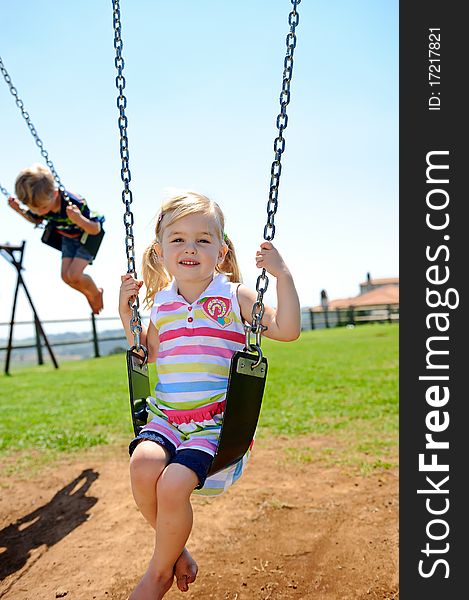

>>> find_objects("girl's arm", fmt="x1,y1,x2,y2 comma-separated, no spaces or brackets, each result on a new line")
119,274,159,362
8,196,43,225
237,242,301,342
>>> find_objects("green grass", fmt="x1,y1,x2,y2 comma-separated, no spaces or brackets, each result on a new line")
0,324,398,475
260,324,398,471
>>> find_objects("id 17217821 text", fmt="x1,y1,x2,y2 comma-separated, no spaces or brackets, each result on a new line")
428,28,441,111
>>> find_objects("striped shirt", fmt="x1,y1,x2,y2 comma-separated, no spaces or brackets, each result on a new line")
26,190,104,237
150,273,246,429
143,273,253,496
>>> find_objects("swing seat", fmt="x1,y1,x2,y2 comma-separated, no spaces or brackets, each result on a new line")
126,348,267,476
126,350,150,436
208,350,268,476
41,221,105,259
40,223,63,251
79,224,105,258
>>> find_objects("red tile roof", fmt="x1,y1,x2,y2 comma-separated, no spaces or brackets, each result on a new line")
359,277,399,286
312,284,399,311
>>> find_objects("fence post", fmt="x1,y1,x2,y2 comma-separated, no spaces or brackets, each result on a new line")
336,308,341,327
34,317,44,365
309,309,315,330
387,304,392,323
91,313,100,358
324,308,329,329
348,305,355,325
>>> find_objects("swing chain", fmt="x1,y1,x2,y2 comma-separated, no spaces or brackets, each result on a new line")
112,0,136,278
112,0,146,356
129,304,143,350
249,0,300,360
0,56,70,204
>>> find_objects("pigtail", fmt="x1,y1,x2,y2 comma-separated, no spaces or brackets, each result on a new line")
217,234,242,283
141,241,171,309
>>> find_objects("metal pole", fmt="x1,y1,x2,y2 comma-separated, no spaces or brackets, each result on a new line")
91,313,100,358
34,317,44,365
18,273,59,369
5,261,21,375
2,242,59,370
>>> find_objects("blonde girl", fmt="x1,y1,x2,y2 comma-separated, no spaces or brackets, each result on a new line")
119,191,300,600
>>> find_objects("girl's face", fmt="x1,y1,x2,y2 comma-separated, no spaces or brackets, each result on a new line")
158,212,227,285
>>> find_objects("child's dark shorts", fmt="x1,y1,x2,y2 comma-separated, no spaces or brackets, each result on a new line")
61,236,94,264
129,430,213,490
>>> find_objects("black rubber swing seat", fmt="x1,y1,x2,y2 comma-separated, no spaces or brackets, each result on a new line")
126,349,268,477
41,221,105,259
208,350,267,475
126,350,152,435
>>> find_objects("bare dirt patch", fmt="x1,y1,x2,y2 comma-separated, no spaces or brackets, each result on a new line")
0,437,398,600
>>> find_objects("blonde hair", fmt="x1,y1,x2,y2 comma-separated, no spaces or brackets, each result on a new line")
15,164,56,209
142,191,242,308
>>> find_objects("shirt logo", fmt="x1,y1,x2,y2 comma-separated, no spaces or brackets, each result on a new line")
199,296,232,328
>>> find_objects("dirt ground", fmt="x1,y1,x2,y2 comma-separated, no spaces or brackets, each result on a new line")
0,437,398,600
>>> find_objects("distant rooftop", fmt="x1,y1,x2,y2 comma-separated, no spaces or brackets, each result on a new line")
311,275,399,312
359,277,399,287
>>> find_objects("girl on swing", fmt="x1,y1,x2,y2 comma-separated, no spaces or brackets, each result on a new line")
8,163,104,314
119,191,301,600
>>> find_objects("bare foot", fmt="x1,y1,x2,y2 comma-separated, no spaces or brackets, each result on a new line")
128,567,173,600
174,548,198,592
88,288,104,314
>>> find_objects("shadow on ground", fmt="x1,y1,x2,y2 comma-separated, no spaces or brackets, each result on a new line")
0,468,98,581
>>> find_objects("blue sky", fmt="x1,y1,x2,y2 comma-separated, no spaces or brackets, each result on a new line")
0,1,398,338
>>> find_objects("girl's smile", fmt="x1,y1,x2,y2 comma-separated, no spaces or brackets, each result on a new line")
179,260,200,267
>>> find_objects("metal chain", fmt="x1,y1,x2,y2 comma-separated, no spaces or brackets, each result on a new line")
0,55,70,204
0,182,10,198
249,0,301,350
111,0,144,354
110,0,300,357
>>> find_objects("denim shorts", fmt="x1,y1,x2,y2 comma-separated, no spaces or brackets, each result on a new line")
129,430,213,490
61,235,94,264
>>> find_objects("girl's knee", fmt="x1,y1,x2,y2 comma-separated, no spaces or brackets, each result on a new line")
130,441,169,484
157,464,198,506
